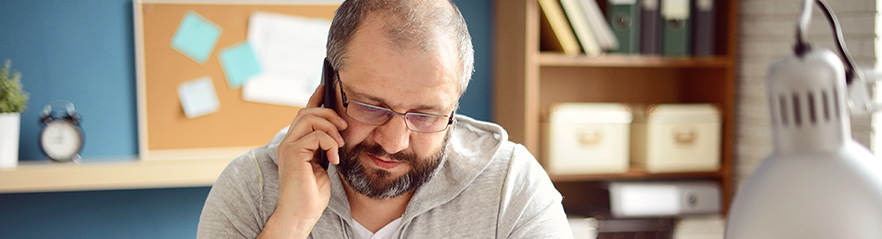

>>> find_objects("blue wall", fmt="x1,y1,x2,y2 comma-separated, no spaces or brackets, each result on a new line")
0,187,212,238
0,0,493,238
1,0,138,161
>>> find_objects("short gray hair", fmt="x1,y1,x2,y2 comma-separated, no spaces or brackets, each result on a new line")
326,0,475,94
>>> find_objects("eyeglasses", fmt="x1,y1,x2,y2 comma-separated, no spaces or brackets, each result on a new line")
336,71,455,133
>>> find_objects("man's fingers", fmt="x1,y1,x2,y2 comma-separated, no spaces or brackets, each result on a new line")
289,130,342,163
277,84,346,174
288,114,346,147
327,144,341,166
306,84,324,108
310,131,342,167
284,108,347,145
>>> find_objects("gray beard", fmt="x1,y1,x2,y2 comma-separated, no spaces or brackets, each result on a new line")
337,131,449,199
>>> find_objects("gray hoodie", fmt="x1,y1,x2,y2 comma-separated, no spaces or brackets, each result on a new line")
197,115,572,238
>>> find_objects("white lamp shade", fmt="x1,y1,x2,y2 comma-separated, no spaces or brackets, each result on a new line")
726,142,882,238
726,49,882,238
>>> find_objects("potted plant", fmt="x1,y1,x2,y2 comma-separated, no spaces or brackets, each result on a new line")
0,60,27,168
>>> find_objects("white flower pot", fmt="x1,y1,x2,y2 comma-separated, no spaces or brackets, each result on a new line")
0,112,21,168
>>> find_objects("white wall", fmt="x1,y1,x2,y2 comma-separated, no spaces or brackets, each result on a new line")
736,0,878,186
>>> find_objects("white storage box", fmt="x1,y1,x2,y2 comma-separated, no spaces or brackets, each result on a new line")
546,103,632,175
631,104,721,173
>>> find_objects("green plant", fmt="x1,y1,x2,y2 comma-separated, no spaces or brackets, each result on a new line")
0,60,28,113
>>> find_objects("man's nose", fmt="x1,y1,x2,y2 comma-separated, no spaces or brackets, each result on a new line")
373,114,410,154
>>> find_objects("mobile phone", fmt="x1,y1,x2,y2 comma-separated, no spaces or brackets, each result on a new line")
318,58,335,170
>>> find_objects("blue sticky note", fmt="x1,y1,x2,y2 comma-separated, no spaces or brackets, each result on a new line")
219,42,262,88
171,12,222,64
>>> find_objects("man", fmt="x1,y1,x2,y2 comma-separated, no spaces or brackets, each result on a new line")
197,0,571,238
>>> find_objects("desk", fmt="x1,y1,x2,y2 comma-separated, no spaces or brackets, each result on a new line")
0,157,232,193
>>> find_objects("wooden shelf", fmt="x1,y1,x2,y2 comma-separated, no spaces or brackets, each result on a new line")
0,157,233,193
495,0,740,215
549,168,723,182
537,53,731,68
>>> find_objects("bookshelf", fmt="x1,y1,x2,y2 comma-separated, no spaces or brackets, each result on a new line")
494,0,739,215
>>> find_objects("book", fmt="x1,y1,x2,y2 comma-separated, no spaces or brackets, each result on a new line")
538,0,582,55
560,0,602,56
540,7,570,54
579,0,619,51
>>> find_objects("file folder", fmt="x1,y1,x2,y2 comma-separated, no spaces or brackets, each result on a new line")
608,0,640,54
640,0,661,55
661,0,691,57
692,0,715,57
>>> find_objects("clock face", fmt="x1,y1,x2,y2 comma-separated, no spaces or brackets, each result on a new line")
40,121,83,160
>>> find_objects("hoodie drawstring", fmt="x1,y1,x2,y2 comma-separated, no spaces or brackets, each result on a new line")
397,221,411,239
339,216,351,239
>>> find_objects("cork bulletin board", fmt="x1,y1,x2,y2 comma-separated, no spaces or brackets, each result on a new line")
134,0,339,160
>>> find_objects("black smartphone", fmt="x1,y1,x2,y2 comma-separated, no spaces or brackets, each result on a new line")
318,58,335,170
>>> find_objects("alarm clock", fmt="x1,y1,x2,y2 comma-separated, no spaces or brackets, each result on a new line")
39,101,84,162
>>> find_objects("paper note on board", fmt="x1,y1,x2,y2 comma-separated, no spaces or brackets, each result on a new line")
171,11,222,64
242,75,308,106
178,76,220,118
244,12,330,107
219,42,262,88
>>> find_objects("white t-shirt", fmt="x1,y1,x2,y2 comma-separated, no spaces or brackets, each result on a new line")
352,217,403,239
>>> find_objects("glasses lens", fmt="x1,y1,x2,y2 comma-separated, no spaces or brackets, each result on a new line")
347,101,392,125
406,113,449,132
346,100,451,132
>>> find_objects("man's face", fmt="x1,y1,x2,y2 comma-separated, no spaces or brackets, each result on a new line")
333,16,461,199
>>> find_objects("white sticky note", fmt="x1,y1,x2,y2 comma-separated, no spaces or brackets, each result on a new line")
178,77,220,118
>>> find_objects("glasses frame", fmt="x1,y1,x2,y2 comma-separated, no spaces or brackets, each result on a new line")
334,70,456,133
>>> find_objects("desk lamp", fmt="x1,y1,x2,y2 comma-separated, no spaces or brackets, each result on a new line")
725,0,882,238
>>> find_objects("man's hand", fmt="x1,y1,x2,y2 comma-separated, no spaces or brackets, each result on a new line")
259,85,347,239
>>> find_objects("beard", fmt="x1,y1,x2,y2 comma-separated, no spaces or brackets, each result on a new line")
336,131,449,199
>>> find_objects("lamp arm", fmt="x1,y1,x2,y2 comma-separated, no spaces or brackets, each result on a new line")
796,0,860,84
794,0,812,56
816,0,860,84
796,0,880,114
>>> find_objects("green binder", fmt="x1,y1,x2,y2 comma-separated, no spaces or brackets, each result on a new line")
661,0,691,57
608,0,640,54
